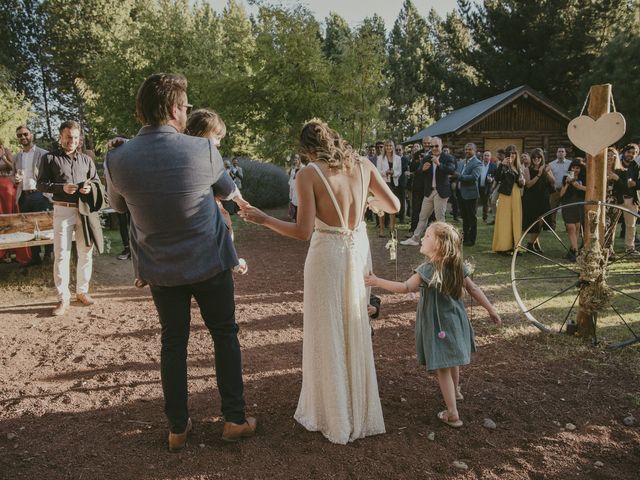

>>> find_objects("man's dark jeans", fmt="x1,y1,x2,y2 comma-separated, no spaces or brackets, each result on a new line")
150,269,246,433
19,191,53,258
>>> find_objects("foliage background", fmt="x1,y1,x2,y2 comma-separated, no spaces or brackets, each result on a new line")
0,0,639,163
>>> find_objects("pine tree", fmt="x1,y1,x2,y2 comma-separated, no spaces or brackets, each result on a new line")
323,13,352,62
457,0,635,112
387,0,432,139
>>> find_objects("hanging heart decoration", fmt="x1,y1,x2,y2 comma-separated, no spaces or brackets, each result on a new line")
567,112,626,156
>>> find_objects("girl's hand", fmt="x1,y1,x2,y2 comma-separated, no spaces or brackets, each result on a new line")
489,311,502,326
238,205,268,225
364,272,378,288
367,196,385,215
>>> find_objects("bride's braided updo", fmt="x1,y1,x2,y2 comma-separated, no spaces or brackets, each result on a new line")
299,119,359,172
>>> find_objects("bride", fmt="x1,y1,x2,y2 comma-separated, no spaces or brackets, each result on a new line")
240,120,399,444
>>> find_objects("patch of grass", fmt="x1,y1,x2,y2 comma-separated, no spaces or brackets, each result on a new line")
370,212,639,364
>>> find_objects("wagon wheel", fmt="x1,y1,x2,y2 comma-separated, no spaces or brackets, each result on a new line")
510,201,640,349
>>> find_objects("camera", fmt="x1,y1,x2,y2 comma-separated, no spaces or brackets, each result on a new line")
567,171,575,181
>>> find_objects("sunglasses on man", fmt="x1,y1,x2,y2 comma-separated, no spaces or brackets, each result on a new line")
179,103,193,115
16,132,30,138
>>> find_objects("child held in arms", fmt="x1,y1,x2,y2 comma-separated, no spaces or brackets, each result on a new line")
365,222,501,427
186,109,247,274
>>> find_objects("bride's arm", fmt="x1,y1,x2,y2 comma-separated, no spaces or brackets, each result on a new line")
366,161,401,213
239,166,317,241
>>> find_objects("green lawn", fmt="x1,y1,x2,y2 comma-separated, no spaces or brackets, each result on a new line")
365,209,639,357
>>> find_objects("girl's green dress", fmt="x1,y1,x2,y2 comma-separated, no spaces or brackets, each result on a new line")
415,262,476,370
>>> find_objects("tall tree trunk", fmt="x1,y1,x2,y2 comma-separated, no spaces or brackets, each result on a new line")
40,63,52,139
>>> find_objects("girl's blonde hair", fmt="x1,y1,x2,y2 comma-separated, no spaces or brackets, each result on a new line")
426,222,464,298
186,109,226,140
299,119,359,172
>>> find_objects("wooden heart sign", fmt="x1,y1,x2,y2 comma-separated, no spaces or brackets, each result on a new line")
567,112,626,156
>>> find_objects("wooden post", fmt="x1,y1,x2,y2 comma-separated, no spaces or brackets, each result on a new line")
576,84,610,339
583,84,610,247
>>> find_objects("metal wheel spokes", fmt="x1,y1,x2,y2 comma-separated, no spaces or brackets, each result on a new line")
511,201,640,347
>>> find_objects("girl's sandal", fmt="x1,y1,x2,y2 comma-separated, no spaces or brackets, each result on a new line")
456,386,464,401
437,410,463,428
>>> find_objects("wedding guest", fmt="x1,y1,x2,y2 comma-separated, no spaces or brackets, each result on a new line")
400,137,456,246
222,160,238,215
116,212,131,260
487,149,506,225
457,143,482,246
231,157,243,190
605,147,624,258
619,145,640,256
449,151,463,222
548,147,572,230
407,139,430,234
365,146,377,222
105,73,255,450
288,154,302,221
37,120,103,316
376,140,402,236
478,151,496,223
560,160,586,262
0,143,31,264
366,222,500,428
521,152,531,170
522,148,554,253
395,143,409,223
492,145,525,255
14,125,53,264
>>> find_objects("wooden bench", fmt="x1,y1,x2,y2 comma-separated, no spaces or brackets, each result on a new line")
0,211,54,250
0,209,118,251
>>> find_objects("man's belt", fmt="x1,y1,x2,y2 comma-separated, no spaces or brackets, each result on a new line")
22,189,38,194
53,201,78,208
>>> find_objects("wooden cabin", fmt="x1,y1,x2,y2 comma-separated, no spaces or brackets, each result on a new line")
404,85,573,159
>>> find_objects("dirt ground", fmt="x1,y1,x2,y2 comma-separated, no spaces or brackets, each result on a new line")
1,215,639,480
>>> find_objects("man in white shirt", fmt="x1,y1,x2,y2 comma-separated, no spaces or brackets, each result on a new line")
14,125,53,265
547,147,572,230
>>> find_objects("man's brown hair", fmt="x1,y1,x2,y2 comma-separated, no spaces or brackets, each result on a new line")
136,73,188,126
59,120,81,133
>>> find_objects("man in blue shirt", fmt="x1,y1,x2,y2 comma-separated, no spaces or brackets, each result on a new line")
106,73,256,451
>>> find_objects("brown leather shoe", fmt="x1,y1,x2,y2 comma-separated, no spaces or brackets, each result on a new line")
168,418,192,452
222,417,257,442
76,293,95,306
52,300,70,316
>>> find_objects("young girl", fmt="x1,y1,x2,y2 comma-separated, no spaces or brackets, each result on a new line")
185,109,248,274
365,221,501,428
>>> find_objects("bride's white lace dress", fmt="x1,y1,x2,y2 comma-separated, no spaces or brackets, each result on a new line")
294,162,385,444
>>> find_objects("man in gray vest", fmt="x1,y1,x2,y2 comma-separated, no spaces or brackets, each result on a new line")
105,73,256,451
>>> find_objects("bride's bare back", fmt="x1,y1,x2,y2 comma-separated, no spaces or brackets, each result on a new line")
295,158,399,233
309,160,366,229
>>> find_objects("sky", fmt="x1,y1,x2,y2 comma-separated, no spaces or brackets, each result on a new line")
212,0,459,29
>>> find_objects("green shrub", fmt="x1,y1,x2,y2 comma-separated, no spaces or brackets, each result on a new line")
232,157,289,209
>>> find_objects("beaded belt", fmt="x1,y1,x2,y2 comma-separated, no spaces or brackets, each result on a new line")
315,227,353,236
53,201,78,208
